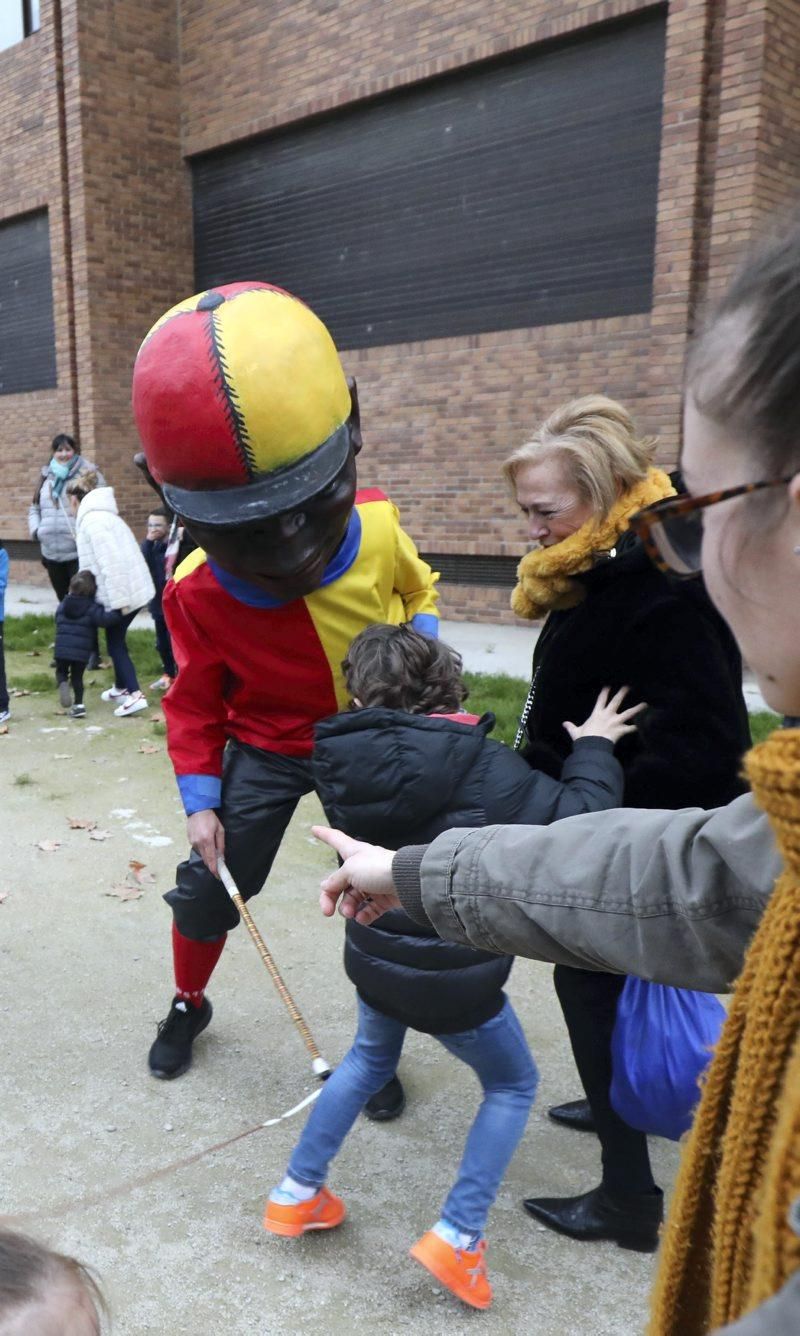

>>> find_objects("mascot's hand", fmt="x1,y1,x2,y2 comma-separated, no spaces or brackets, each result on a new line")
187,809,225,878
313,825,400,926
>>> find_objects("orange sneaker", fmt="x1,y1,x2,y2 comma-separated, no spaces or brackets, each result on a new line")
410,1230,492,1310
263,1187,346,1238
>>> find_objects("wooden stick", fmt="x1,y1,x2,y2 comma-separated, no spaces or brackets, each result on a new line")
218,858,331,1078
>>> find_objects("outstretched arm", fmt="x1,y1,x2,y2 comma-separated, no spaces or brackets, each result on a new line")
314,793,780,992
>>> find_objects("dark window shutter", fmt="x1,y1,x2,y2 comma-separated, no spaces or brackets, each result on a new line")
193,9,666,349
0,210,57,394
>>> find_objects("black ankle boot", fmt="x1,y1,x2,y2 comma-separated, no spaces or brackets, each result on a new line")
364,1075,406,1122
522,1184,663,1252
547,1098,597,1133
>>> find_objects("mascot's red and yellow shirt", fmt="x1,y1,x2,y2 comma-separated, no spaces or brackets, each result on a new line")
162,489,439,814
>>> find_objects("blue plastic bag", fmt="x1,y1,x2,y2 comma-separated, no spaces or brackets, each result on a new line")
610,978,726,1140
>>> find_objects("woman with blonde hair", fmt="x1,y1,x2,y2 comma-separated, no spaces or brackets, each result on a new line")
494,394,751,1249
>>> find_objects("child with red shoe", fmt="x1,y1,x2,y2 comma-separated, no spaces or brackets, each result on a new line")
264,624,642,1310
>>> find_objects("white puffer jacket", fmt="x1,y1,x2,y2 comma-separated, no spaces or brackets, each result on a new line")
75,488,155,612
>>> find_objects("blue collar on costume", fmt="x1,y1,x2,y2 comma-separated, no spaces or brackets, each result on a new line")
207,508,362,608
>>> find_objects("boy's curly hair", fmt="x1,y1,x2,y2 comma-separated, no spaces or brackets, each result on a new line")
343,624,468,715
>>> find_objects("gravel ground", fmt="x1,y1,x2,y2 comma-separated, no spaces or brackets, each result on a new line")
0,689,680,1334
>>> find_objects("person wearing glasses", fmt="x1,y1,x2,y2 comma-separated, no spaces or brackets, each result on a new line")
493,395,749,1252
313,221,800,1336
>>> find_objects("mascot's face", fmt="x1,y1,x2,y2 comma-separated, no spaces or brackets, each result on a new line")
184,447,358,601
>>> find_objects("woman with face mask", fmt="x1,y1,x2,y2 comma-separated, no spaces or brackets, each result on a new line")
314,219,800,1335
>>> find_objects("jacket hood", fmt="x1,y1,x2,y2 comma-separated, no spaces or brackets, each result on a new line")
61,593,94,619
77,486,118,521
313,708,493,845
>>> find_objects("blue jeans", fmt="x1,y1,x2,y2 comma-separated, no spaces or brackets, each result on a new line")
287,997,538,1238
106,610,140,694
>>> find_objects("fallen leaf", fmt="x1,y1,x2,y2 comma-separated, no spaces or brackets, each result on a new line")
0,725,8,736
36,839,61,853
0,892,7,904
68,817,97,831
149,711,165,724
10,689,30,698
26,650,41,657
138,743,160,755
104,885,143,902
53,753,73,760
88,828,112,842
129,859,155,885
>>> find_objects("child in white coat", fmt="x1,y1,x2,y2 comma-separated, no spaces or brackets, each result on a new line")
66,472,155,717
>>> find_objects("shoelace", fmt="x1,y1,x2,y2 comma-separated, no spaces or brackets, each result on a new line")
462,1241,487,1288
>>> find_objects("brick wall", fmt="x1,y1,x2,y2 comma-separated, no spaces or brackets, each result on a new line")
4,0,800,622
0,10,75,549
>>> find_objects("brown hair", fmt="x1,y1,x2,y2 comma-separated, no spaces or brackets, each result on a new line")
69,569,97,599
0,1228,105,1331
687,217,800,477
502,394,657,518
343,624,468,715
65,470,101,502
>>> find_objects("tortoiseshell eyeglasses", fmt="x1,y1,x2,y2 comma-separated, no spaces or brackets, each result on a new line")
628,477,793,578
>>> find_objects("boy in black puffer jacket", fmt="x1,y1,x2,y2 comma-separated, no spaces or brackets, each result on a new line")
54,570,121,717
263,625,641,1311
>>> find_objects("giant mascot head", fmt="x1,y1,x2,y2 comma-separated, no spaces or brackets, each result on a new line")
132,282,361,601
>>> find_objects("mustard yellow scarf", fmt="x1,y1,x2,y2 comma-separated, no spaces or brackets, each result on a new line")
651,729,800,1333
510,468,675,621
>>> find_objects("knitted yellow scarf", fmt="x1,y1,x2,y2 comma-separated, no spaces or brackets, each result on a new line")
510,468,675,621
650,728,800,1334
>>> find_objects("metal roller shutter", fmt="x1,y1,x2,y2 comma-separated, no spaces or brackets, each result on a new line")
0,209,57,394
193,9,666,349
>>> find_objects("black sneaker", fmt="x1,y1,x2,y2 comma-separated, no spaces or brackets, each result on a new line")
364,1074,406,1122
69,703,86,719
148,996,212,1079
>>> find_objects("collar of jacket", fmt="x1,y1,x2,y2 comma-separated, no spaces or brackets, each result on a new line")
510,467,675,621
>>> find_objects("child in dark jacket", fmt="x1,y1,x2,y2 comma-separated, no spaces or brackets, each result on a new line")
54,570,121,717
264,625,642,1310
140,508,176,690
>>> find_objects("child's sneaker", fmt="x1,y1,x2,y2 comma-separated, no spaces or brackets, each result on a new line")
0,709,10,724
69,704,86,718
149,675,173,691
410,1231,492,1310
263,1187,346,1237
114,691,148,717
101,686,129,702
58,680,72,709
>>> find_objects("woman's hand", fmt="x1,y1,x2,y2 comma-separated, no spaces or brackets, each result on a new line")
565,685,646,745
312,826,401,925
187,809,225,877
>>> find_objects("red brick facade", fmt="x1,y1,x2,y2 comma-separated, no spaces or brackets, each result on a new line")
3,0,800,619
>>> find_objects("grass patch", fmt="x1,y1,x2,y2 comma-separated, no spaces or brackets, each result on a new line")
464,671,527,747
14,773,34,786
2,616,783,750
4,614,164,692
750,710,781,745
151,720,167,737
